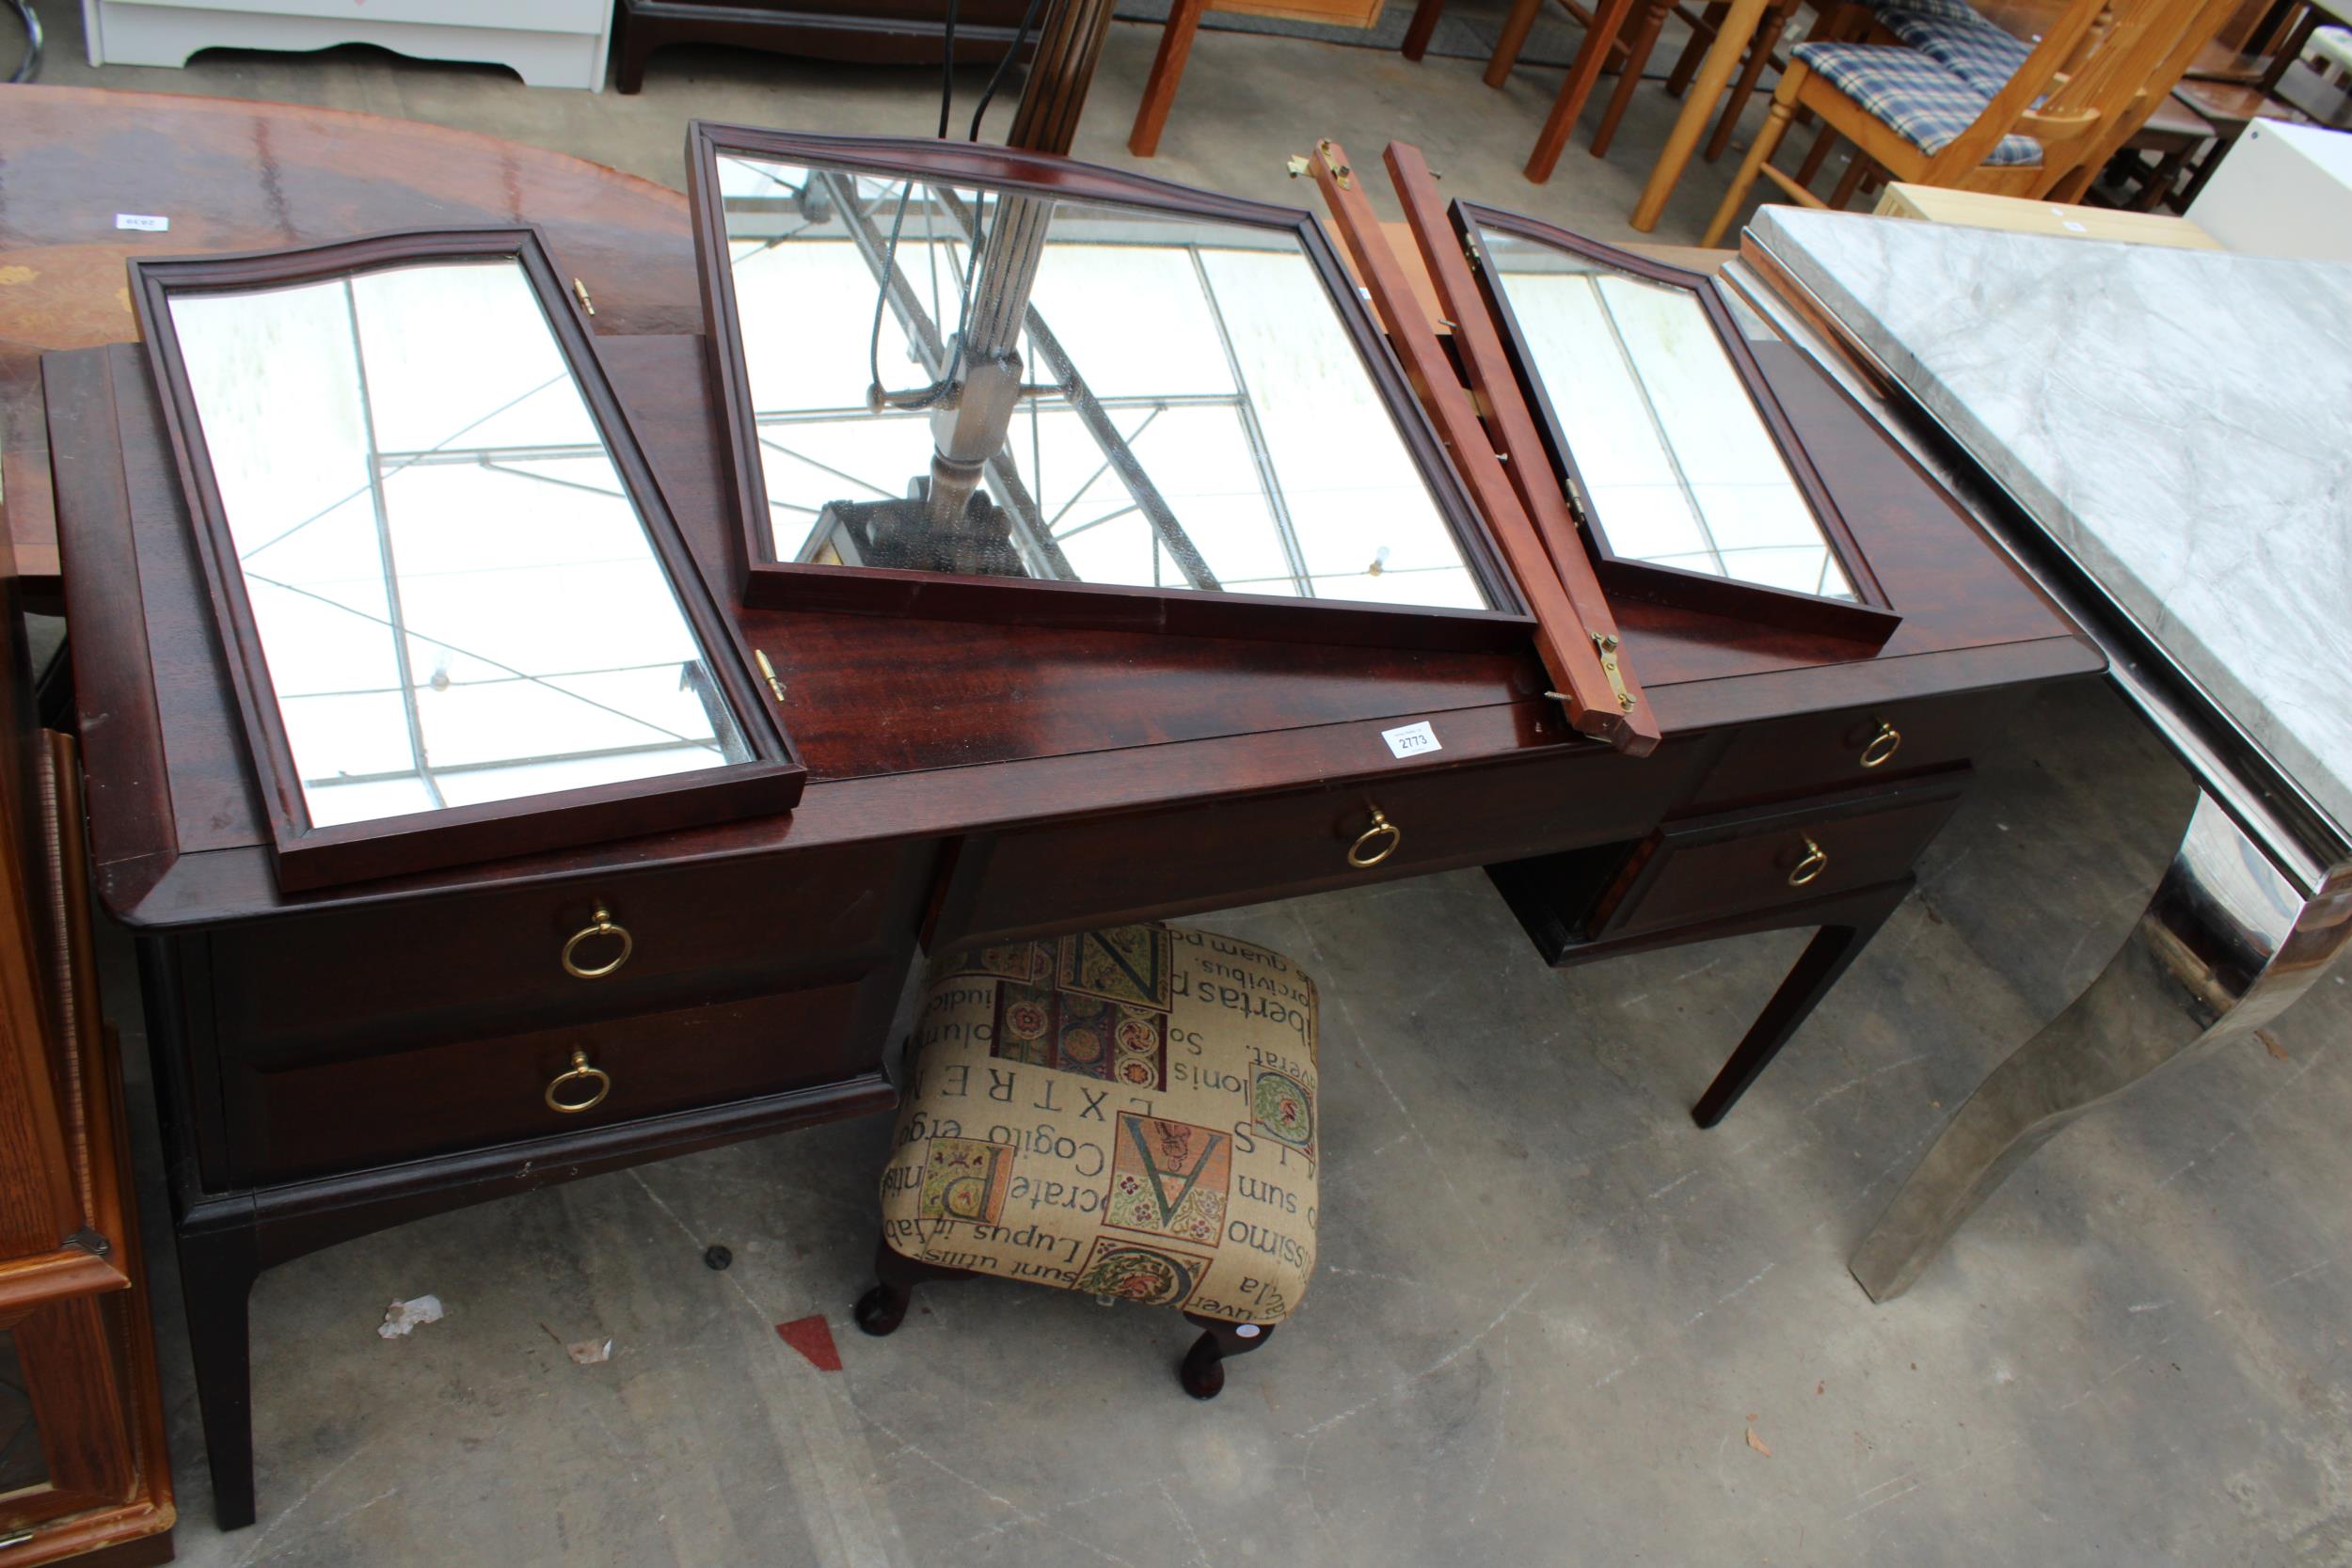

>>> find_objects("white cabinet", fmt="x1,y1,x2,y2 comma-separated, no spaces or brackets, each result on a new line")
2187,122,2352,262
81,0,614,89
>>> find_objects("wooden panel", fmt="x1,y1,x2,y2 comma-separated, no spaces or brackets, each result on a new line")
1681,692,1997,810
934,739,1704,949
221,978,887,1183
1213,0,1385,24
207,839,914,1058
1598,772,1968,939
1873,183,2222,247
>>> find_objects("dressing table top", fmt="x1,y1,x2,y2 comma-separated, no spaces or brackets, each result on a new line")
22,88,2101,928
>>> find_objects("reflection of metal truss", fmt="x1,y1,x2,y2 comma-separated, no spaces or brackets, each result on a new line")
735,174,1321,597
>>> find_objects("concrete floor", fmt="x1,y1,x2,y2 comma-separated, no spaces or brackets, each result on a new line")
27,3,2352,1563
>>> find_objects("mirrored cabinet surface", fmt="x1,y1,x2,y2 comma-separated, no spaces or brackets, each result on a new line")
1454,203,1898,644
688,127,1534,648
133,230,803,892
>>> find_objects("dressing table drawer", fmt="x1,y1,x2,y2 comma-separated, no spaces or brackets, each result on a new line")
933,742,1700,950
216,978,885,1184
1596,771,1969,940
208,842,914,1057
1684,694,1995,810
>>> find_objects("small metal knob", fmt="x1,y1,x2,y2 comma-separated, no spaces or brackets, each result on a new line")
1788,837,1829,887
1347,806,1402,868
1860,721,1901,768
562,903,632,979
546,1050,612,1114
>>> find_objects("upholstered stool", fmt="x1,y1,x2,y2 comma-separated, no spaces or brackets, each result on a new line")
855,923,1321,1399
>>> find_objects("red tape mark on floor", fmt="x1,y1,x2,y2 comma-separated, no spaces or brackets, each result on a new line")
776,1314,843,1372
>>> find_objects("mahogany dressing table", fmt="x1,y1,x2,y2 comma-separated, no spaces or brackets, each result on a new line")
16,89,2098,1528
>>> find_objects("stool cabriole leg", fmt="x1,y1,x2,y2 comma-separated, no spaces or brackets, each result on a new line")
1178,1312,1277,1400
854,1238,975,1337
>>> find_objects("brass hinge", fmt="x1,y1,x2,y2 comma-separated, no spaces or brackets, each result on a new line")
572,277,596,317
754,650,787,705
1591,631,1636,712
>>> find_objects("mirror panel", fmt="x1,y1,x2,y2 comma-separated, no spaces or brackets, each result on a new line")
167,259,755,831
1473,229,1856,603
713,154,1500,611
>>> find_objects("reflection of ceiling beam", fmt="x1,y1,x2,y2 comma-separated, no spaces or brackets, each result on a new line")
303,735,711,794
931,187,1218,592
822,173,1076,582
1188,247,1311,599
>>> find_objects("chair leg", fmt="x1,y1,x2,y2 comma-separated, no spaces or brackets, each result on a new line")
1665,1,1727,94
1829,146,1876,207
1591,0,1673,155
1702,0,1796,161
1128,0,1208,158
1178,1312,1277,1400
1402,0,1447,59
853,1238,976,1337
1701,70,1800,245
1485,0,1547,87
1794,119,1839,185
1526,0,1635,180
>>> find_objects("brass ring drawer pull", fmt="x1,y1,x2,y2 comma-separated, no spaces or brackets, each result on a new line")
562,903,633,979
1788,838,1829,887
1860,721,1902,768
546,1050,612,1114
1347,807,1402,868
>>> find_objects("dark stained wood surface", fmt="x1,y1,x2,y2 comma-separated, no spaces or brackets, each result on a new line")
58,327,2100,929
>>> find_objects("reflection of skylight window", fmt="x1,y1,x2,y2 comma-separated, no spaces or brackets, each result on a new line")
168,260,751,829
1485,237,1854,603
719,159,1493,612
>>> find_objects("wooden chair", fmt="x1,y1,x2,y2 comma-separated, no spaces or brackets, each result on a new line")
1130,0,1388,156
1702,0,2230,245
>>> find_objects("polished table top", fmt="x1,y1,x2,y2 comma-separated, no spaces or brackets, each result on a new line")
26,87,2098,931
1749,207,2352,853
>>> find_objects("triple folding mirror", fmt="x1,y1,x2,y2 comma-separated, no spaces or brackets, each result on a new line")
687,126,1533,649
131,229,803,893
1454,203,1896,643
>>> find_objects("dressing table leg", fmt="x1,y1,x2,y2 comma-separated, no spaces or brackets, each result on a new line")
1694,878,1910,1128
1851,796,2352,1302
175,1216,262,1529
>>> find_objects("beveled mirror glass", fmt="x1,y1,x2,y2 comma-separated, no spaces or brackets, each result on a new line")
135,230,803,891
691,130,1530,647
1456,203,1895,642
169,260,752,827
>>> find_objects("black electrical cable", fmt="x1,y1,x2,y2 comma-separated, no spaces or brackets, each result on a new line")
937,0,960,138
4,0,41,85
968,0,1049,141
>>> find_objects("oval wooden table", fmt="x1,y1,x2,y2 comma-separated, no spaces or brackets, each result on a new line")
0,84,702,585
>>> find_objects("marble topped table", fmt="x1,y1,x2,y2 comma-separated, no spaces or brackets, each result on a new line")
1734,207,2352,1299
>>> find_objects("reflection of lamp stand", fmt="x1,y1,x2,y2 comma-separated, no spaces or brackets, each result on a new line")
817,0,1120,578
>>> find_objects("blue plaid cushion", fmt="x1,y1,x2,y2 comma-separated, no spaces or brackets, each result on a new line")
1876,7,2034,94
1792,41,2043,166
1865,0,1995,24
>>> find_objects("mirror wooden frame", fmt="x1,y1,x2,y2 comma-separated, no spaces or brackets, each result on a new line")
686,123,1537,651
1454,202,1899,646
129,227,807,894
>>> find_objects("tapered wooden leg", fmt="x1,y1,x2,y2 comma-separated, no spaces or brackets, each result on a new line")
1700,67,1800,245
1702,0,1796,161
1665,2,1726,94
1485,0,1548,86
1692,881,1909,1128
1629,0,1767,229
1526,0,1635,180
1128,0,1208,157
1591,0,1671,155
1795,119,1839,185
1829,146,1876,208
1403,0,1448,59
1178,1313,1277,1400
178,1219,261,1529
853,1238,977,1337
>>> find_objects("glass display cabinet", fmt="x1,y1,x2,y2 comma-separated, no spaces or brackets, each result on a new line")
129,229,805,892
687,125,1539,649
